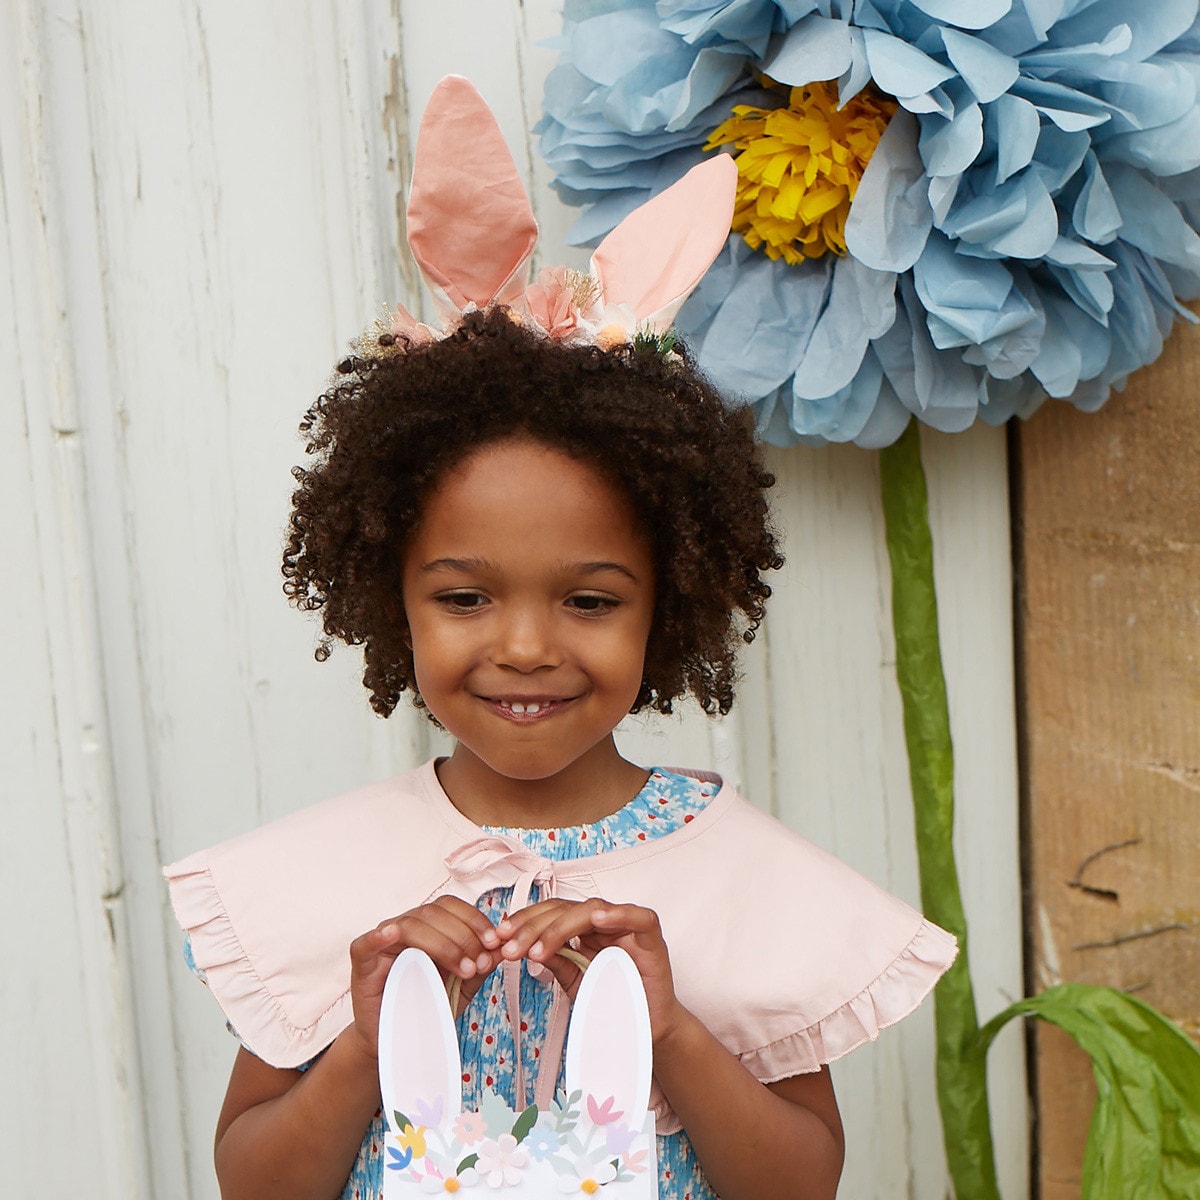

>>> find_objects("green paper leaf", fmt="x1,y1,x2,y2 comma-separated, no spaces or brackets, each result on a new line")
479,1088,516,1137
456,1153,479,1173
391,1110,411,1134
980,984,1200,1197
511,1104,539,1144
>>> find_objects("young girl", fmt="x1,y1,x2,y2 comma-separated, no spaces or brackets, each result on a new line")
166,77,956,1200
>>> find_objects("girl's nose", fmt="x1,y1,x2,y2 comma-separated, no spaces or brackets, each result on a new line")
492,606,562,671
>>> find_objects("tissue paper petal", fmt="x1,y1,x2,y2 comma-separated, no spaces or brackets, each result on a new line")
844,109,933,272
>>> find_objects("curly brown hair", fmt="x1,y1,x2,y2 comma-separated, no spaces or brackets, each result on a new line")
283,309,782,718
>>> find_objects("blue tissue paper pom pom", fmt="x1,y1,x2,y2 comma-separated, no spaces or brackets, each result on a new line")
536,0,1200,447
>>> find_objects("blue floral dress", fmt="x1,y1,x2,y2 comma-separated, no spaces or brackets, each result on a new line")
189,768,721,1199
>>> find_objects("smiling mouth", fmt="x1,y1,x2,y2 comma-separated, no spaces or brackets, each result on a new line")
486,697,573,721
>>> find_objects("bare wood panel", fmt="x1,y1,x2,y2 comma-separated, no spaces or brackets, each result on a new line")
1016,318,1200,1199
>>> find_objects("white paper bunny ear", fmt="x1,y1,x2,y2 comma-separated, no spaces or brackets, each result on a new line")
564,946,653,1123
406,75,539,314
590,155,738,333
377,948,462,1135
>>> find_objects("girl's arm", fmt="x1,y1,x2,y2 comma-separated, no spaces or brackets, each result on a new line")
498,898,845,1200
213,897,503,1200
651,1011,843,1200
214,1033,381,1200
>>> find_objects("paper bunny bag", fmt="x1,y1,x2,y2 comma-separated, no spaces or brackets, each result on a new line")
378,946,658,1196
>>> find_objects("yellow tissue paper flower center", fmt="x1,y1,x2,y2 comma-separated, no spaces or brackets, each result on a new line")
705,78,898,264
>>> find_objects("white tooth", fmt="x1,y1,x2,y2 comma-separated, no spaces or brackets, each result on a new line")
511,702,526,714
526,703,542,714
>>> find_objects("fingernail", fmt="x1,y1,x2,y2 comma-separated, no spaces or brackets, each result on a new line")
481,929,499,947
502,942,521,959
459,957,475,976
476,952,491,971
380,924,398,939
529,940,544,960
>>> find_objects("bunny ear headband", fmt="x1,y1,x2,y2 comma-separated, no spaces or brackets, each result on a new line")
373,75,737,355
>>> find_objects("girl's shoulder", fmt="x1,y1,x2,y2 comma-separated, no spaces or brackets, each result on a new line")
163,761,463,1068
571,774,959,1094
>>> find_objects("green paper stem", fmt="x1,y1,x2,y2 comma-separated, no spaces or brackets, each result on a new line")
878,420,1001,1200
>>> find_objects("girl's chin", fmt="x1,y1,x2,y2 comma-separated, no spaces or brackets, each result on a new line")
445,737,625,786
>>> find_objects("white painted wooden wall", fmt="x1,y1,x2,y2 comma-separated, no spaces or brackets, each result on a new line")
2,2,1027,1196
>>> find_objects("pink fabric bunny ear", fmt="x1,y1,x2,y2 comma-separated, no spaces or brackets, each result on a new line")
406,75,539,314
591,155,738,333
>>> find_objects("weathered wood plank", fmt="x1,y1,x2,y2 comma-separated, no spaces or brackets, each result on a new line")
2,3,152,1192
1016,318,1200,1199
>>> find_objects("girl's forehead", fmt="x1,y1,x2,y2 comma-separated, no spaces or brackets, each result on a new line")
432,439,629,511
407,439,651,574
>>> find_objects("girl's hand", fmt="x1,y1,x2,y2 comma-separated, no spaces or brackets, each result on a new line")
494,898,686,1046
346,896,502,1061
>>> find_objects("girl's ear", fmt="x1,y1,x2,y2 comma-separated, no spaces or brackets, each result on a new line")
564,946,653,1122
407,76,539,315
377,948,462,1130
590,155,737,333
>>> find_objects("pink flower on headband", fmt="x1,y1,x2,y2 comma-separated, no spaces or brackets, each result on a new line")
389,303,437,346
523,267,594,342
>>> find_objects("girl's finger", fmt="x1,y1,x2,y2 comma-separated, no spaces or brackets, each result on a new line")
415,902,505,973
494,900,582,961
426,895,502,950
522,898,643,963
381,896,502,953
356,911,498,980
587,902,664,944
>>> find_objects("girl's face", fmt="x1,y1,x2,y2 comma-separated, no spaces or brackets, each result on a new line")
401,437,655,800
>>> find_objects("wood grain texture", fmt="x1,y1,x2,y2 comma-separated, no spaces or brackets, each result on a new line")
5,2,1025,1195
1016,317,1200,1200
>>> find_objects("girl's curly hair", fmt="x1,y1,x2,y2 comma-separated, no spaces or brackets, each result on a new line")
283,309,782,718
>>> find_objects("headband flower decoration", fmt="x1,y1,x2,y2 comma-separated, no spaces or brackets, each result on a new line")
358,76,736,364
536,0,1200,447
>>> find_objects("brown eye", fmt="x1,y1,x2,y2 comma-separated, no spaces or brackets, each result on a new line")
567,594,617,613
438,591,488,611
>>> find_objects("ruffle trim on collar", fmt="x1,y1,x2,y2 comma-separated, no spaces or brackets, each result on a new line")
650,917,958,1135
170,863,354,1069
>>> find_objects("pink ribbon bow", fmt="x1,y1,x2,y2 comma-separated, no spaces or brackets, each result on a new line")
443,835,592,914
442,835,595,1111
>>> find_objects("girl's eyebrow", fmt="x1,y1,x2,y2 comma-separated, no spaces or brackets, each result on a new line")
420,556,496,574
571,560,639,582
420,556,639,582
